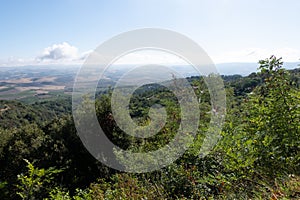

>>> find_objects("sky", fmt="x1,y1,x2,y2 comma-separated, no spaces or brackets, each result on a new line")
1,0,300,66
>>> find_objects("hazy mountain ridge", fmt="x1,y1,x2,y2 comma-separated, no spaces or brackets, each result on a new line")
0,64,299,102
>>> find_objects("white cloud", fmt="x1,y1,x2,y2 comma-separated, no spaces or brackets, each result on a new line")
0,43,88,67
36,42,79,62
0,56,33,67
212,47,300,63
79,50,93,61
1,44,300,67
0,43,87,67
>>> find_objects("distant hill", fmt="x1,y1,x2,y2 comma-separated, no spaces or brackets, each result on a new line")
216,62,299,76
0,64,298,102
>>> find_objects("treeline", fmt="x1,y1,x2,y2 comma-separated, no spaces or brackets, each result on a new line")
0,56,299,199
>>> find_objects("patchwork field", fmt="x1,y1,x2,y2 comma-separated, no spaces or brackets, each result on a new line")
0,65,117,103
0,66,78,102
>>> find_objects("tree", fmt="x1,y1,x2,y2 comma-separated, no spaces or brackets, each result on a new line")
220,56,299,197
16,159,62,200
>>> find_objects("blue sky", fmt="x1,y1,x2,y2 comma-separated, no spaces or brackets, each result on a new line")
1,0,300,66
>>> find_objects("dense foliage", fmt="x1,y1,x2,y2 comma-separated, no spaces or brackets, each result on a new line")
0,97,71,129
0,56,299,199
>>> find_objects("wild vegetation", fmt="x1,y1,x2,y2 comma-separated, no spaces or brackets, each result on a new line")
0,56,299,199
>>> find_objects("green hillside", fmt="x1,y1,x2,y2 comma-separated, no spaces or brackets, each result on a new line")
0,57,299,199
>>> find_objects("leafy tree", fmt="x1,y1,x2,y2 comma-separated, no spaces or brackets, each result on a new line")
16,159,62,200
250,56,299,175
220,56,300,198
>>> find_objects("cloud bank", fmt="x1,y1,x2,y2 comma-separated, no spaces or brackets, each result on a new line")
0,43,299,67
